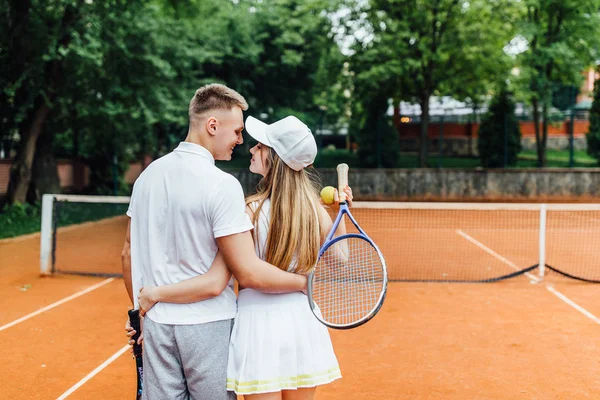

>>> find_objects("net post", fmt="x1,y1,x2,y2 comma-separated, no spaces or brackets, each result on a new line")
40,194,56,276
538,204,547,281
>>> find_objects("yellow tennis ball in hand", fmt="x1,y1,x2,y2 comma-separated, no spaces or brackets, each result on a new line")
320,186,335,205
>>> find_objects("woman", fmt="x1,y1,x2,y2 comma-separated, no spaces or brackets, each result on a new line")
132,115,351,399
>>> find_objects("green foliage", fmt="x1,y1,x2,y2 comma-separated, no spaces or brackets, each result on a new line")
6,0,600,200
242,0,349,127
586,74,600,163
2,0,350,198
516,0,600,105
477,89,522,167
1,202,40,224
515,0,600,166
51,0,223,193
0,201,41,239
314,148,359,168
355,96,400,168
551,84,579,111
347,0,517,166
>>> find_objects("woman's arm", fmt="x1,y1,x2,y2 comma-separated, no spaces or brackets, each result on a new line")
318,186,353,241
137,251,231,315
317,186,353,261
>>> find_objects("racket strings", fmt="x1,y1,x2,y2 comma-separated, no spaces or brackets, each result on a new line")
312,237,385,326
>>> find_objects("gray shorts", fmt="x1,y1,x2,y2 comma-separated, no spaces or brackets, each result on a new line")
142,317,235,400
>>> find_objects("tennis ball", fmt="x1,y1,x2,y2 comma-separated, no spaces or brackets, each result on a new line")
320,186,335,205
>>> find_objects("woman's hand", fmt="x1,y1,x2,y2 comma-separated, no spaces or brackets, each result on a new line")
322,185,353,209
125,317,144,354
341,185,353,207
138,286,159,317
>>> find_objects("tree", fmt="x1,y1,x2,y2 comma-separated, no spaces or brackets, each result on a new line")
241,0,348,128
1,0,264,199
352,95,400,168
2,0,181,200
2,0,349,202
586,69,600,164
516,0,600,167
2,0,86,203
477,88,522,168
348,0,516,167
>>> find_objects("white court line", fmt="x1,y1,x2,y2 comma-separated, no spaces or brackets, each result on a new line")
456,229,600,325
56,344,130,400
546,285,600,324
0,278,115,332
455,229,540,282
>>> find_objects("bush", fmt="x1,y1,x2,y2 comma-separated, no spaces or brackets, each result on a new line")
0,202,42,239
477,89,522,168
355,96,400,168
313,149,358,168
586,74,600,163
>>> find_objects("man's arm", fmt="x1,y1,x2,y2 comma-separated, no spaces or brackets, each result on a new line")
216,231,307,293
121,218,134,305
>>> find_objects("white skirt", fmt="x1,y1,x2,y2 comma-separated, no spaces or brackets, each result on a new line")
226,289,342,395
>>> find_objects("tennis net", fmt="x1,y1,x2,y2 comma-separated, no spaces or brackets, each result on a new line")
40,195,600,282
332,202,600,282
40,194,130,276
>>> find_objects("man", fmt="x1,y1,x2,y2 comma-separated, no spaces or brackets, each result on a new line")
121,83,306,400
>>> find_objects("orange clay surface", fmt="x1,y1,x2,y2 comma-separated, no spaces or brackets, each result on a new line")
1,216,600,399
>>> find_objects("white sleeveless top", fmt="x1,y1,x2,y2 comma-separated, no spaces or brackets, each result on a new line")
250,199,298,273
228,200,342,394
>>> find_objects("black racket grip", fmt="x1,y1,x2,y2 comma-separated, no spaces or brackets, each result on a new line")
128,309,143,357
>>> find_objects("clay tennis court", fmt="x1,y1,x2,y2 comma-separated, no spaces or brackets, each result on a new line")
1,207,600,399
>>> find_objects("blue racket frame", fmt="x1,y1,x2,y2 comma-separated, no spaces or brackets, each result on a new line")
308,202,388,329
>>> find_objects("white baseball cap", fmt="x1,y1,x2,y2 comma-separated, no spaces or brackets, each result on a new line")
245,115,317,171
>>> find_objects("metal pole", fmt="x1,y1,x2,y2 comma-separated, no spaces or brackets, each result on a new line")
376,116,382,167
538,204,547,280
569,109,575,167
503,113,508,168
40,194,55,275
438,115,445,168
113,154,118,195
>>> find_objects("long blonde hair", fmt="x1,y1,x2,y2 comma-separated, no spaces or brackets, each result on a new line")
246,148,321,274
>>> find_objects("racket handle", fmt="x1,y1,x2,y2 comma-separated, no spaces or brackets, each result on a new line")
128,309,142,357
337,163,349,203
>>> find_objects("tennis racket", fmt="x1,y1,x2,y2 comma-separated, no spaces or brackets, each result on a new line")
128,309,143,400
308,163,388,329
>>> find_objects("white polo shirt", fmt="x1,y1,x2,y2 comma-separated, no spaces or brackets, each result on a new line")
127,142,253,325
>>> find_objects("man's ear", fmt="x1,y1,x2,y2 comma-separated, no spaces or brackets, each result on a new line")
206,117,218,136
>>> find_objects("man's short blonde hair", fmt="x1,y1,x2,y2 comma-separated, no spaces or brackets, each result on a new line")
188,84,248,119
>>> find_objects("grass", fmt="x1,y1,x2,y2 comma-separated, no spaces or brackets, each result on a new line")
218,148,600,169
311,149,599,169
397,154,481,168
517,149,597,167
0,201,129,240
